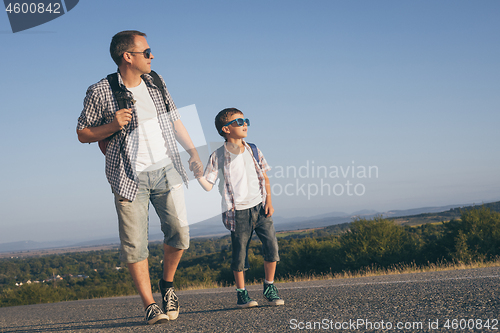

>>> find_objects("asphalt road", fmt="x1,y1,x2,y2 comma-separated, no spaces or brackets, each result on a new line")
1,267,499,332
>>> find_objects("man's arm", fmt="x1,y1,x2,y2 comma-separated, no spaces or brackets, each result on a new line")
77,108,132,143
172,119,203,178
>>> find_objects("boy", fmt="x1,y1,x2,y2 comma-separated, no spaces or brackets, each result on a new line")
197,108,284,308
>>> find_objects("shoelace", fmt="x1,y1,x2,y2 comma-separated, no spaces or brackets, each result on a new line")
239,290,252,303
146,304,161,318
264,284,280,300
163,288,178,311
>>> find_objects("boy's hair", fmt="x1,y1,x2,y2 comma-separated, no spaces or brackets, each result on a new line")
215,108,244,139
110,30,147,66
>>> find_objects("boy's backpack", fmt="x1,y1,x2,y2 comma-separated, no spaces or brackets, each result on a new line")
215,142,260,170
98,70,169,155
215,142,261,194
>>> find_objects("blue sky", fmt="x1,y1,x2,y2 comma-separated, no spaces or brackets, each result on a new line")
1,0,499,244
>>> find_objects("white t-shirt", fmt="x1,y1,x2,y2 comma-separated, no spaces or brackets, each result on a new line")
228,149,262,210
127,80,171,172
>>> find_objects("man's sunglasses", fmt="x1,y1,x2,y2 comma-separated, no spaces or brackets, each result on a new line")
127,48,152,59
220,118,250,134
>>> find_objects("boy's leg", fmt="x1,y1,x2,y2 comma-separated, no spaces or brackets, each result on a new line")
233,270,245,289
253,204,284,306
230,208,253,274
232,208,258,308
264,261,277,283
253,204,280,266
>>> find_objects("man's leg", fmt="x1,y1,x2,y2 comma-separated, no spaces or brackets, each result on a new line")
162,244,184,281
128,259,155,308
113,174,169,324
152,165,189,320
158,244,184,320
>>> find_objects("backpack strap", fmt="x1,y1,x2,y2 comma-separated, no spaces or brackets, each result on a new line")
145,70,170,112
106,73,130,110
216,145,225,171
99,71,169,155
98,73,132,155
246,142,260,168
217,143,260,169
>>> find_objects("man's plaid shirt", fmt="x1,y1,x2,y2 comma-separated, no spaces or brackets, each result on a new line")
77,71,189,201
203,141,271,232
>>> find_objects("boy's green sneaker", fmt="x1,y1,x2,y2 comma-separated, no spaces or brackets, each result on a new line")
263,283,284,306
236,289,258,308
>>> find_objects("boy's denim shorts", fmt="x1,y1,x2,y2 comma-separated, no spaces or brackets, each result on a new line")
113,164,189,263
231,203,280,272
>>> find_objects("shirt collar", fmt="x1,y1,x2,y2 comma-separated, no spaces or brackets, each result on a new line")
116,69,155,90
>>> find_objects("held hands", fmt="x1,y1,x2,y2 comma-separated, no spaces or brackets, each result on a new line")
112,108,132,131
187,150,204,179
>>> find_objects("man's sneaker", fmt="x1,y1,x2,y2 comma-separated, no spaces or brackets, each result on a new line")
145,303,169,325
159,281,179,320
236,289,258,308
263,283,284,306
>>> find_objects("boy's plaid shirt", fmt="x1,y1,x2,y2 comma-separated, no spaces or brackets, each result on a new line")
77,71,189,201
203,141,271,232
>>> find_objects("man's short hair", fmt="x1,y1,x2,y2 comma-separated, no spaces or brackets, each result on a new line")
215,108,244,138
110,30,146,66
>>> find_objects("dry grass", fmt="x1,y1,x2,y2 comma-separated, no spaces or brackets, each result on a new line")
177,258,500,291
276,257,500,284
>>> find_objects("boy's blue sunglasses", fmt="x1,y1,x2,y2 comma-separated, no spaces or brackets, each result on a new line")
220,118,250,134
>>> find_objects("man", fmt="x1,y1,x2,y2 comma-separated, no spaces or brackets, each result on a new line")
77,30,202,325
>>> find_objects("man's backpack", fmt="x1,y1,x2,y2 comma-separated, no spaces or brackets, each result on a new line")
98,70,169,155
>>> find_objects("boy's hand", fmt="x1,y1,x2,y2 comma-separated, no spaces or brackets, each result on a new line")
265,201,274,217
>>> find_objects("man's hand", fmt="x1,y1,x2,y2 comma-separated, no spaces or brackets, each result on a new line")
77,108,132,144
187,150,203,179
190,158,204,179
112,108,132,131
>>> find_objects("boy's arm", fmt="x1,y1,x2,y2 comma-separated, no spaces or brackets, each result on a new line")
198,151,220,191
197,177,214,191
263,172,274,217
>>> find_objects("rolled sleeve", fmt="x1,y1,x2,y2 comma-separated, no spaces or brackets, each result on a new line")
257,148,271,173
203,152,219,184
77,85,104,131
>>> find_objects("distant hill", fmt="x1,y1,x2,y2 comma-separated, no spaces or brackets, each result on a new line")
389,201,500,226
2,201,499,254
